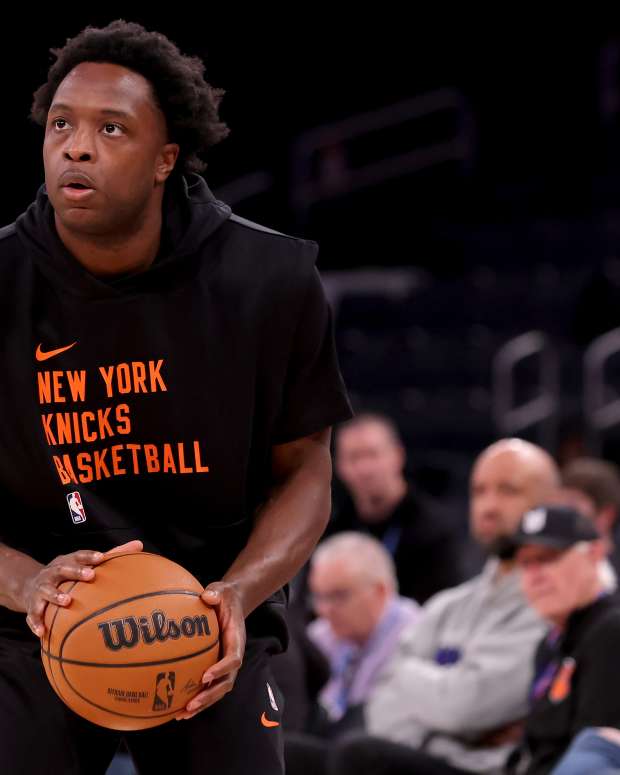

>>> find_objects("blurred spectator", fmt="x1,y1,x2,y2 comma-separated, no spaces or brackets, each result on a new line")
559,457,620,574
331,413,464,602
106,748,135,775
551,727,620,774
307,532,420,727
506,505,620,775
302,438,558,775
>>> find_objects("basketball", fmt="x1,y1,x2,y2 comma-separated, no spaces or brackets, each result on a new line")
41,551,220,731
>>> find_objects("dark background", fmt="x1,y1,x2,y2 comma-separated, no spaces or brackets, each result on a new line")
6,12,620,493
3,14,619,269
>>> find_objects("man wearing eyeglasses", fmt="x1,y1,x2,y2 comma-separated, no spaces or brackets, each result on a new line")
307,532,420,727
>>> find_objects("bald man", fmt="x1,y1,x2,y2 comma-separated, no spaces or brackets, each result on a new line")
330,439,559,775
469,439,560,557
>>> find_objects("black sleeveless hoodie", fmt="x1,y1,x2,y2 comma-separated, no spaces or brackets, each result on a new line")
0,173,351,640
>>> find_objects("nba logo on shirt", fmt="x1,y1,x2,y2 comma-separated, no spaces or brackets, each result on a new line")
67,491,86,524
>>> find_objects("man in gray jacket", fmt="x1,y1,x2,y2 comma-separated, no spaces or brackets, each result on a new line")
332,438,559,775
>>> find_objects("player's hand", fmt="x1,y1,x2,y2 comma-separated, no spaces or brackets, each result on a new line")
22,540,143,638
176,581,246,720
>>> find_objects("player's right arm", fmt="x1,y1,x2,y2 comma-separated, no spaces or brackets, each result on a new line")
0,540,142,637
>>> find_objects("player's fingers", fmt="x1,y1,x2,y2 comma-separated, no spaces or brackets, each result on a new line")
30,585,59,618
176,709,206,721
26,611,45,638
201,652,242,684
61,550,104,566
201,588,221,606
104,540,143,558
48,563,95,584
37,582,72,607
176,675,237,718
27,589,55,636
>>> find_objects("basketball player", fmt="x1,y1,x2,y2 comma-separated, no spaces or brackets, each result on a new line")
0,21,351,774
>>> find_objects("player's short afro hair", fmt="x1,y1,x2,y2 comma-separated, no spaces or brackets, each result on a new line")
30,20,229,175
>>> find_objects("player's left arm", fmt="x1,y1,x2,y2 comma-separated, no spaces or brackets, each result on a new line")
176,426,332,719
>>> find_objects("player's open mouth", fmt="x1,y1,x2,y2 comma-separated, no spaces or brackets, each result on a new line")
62,183,96,201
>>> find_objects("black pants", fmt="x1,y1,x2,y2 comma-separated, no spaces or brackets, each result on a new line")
0,635,284,775
285,732,473,775
332,734,474,775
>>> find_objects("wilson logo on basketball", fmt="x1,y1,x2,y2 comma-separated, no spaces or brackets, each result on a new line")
98,610,212,651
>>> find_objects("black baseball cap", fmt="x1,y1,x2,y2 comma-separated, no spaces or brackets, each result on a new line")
509,504,601,552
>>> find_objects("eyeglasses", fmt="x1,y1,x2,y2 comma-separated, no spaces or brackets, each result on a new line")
307,588,359,607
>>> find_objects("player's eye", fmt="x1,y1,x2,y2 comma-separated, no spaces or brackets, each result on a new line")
103,124,124,136
52,118,70,131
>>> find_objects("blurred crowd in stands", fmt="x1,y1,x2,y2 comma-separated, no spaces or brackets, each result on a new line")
273,413,620,775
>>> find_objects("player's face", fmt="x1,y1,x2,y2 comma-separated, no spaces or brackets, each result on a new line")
43,62,178,237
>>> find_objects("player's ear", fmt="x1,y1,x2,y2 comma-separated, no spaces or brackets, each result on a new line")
155,143,180,184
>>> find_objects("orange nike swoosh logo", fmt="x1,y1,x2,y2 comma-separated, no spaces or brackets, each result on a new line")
35,342,77,362
260,712,280,728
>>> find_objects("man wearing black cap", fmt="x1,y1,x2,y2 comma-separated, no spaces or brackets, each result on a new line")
507,505,620,775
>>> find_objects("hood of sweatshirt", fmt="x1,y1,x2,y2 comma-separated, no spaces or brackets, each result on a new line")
15,172,231,300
